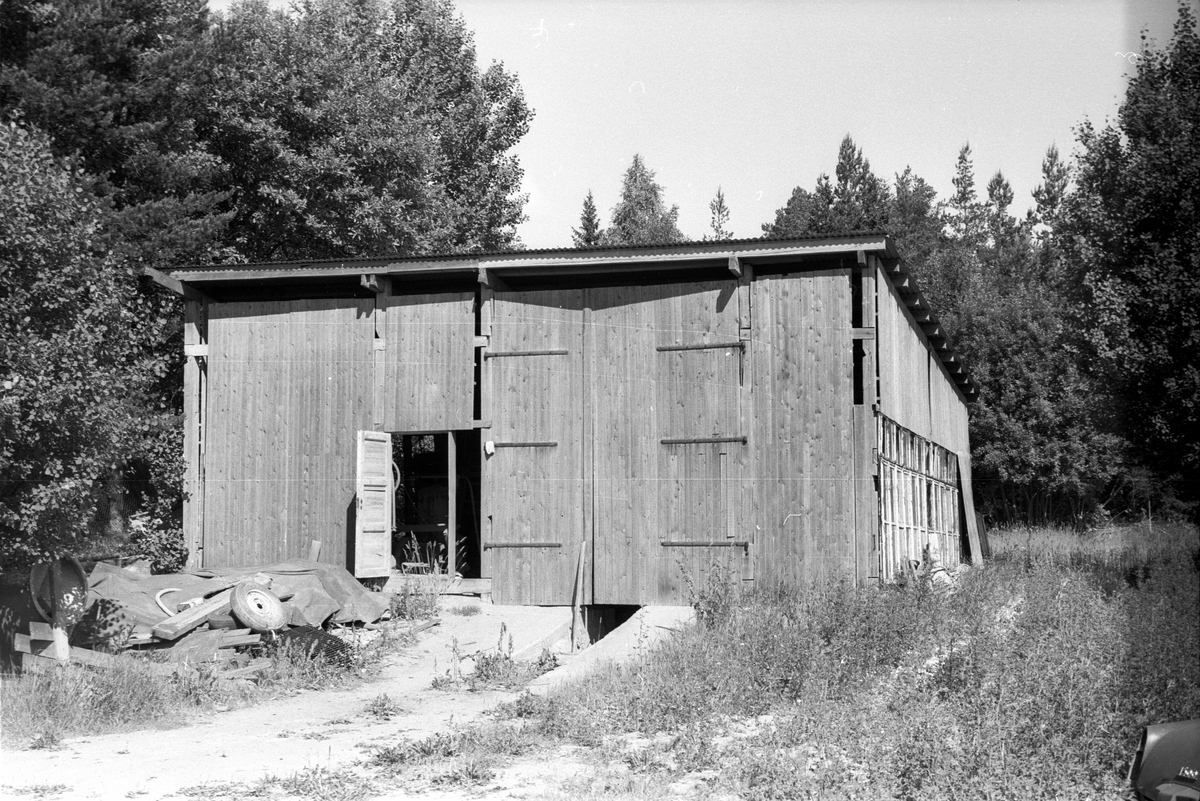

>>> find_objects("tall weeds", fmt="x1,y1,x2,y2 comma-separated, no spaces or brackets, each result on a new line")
531,524,1200,799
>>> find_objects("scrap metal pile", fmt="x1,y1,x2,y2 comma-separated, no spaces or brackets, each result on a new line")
14,557,391,677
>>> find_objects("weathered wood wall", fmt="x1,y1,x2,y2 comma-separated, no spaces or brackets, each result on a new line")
748,268,857,587
380,292,474,432
203,299,373,569
877,272,933,440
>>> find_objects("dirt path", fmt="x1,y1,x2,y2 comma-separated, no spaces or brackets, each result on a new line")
1,601,580,801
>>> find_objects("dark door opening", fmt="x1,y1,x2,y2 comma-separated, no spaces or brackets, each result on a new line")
392,430,481,578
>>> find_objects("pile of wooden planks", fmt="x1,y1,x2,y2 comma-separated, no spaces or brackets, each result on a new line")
14,618,272,676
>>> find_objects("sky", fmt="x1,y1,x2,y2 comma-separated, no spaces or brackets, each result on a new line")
209,0,1195,249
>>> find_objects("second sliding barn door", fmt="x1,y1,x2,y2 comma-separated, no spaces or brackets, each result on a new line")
481,290,587,605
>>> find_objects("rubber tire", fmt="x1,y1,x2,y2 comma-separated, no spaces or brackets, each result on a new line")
29,557,89,626
206,611,238,630
230,581,288,632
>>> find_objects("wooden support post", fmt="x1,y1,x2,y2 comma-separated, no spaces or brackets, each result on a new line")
478,287,494,581
46,563,69,662
183,298,208,570
852,256,880,584
447,430,457,577
370,276,391,431
571,539,587,651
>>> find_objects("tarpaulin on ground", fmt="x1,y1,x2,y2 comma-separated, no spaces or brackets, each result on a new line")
88,560,388,631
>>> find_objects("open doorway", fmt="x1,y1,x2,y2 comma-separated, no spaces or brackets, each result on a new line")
391,430,481,578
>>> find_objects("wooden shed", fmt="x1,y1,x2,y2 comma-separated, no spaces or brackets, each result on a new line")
162,234,980,606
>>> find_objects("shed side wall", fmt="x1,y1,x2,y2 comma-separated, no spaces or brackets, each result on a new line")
876,266,980,556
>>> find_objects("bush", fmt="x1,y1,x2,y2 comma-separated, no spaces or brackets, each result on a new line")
127,513,187,574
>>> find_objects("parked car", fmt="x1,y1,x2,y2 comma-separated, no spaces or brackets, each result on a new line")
1130,719,1200,800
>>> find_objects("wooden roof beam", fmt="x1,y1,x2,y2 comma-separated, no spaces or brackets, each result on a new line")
478,267,512,293
727,254,744,278
360,274,392,294
137,265,213,304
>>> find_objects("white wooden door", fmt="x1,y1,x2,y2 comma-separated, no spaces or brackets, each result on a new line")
355,430,393,578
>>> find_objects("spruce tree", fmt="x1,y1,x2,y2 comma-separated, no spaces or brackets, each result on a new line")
602,154,685,245
571,191,602,247
707,187,733,241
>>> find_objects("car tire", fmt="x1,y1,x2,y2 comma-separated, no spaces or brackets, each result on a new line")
230,581,287,632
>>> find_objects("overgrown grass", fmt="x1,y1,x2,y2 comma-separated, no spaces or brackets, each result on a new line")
0,656,247,747
483,523,1200,799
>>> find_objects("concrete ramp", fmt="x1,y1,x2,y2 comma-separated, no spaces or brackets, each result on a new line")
526,605,695,695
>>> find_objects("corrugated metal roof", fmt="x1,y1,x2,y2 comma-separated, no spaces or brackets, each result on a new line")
175,231,893,271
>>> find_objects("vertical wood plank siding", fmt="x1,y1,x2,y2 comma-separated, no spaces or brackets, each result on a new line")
483,290,586,605
877,274,932,439
204,299,373,569
750,268,856,587
381,292,474,431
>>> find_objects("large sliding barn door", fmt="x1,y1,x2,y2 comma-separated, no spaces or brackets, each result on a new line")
591,282,748,604
482,290,587,605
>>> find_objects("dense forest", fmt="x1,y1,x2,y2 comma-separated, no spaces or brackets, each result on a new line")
2,0,1197,567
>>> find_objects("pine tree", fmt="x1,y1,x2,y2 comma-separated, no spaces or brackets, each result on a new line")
571,191,602,247
707,187,733,241
762,135,889,237
602,154,685,245
1030,144,1070,229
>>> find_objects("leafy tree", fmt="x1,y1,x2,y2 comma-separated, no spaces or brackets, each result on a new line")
602,154,685,245
0,122,138,563
1,0,236,552
707,186,733,241
0,0,535,561
572,190,602,247
205,0,531,260
1060,2,1200,518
